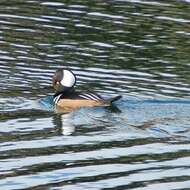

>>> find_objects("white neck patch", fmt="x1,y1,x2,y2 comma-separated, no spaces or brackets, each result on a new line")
60,70,76,87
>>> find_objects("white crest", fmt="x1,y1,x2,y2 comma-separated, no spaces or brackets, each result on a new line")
60,70,76,87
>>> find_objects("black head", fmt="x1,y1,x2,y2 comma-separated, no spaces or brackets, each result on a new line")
52,69,76,94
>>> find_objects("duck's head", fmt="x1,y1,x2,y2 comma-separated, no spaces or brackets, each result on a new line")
52,69,76,93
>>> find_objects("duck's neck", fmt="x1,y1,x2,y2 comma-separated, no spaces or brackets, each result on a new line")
53,87,75,97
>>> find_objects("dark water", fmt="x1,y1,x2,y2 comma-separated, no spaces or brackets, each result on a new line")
1,0,190,189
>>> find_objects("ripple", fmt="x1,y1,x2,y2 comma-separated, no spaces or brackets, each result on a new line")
156,16,190,23
41,2,65,6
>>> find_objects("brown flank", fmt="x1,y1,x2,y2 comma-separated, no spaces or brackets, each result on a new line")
56,99,107,109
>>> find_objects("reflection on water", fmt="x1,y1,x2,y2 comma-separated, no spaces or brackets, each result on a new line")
1,0,190,189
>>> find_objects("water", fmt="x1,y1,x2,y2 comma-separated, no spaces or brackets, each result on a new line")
0,0,190,189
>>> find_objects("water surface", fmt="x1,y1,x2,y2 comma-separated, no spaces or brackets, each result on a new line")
1,0,190,189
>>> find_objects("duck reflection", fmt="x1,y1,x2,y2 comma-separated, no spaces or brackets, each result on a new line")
52,112,75,136
52,103,121,136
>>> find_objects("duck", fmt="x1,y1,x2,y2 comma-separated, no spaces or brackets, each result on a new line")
52,68,121,110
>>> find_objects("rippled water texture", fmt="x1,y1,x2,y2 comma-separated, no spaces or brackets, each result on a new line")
1,0,190,189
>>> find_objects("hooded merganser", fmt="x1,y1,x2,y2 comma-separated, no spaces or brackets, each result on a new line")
52,69,121,110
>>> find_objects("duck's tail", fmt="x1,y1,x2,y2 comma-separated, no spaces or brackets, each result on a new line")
104,95,122,105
